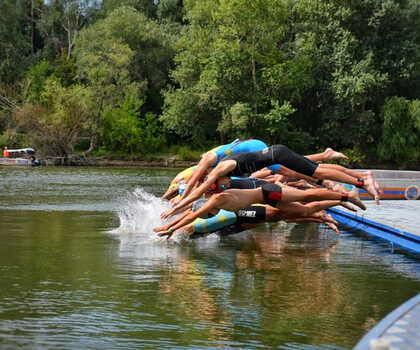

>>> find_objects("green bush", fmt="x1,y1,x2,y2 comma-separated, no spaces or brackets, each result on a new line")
100,97,167,154
100,99,142,154
138,112,167,154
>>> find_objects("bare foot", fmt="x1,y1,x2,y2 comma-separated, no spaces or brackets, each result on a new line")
348,191,366,210
363,175,380,205
325,147,348,160
339,202,357,212
326,213,338,226
326,222,340,234
319,212,338,226
365,171,382,195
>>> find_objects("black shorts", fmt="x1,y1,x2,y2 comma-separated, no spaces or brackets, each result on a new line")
261,182,283,207
271,145,318,177
229,177,268,189
236,205,266,224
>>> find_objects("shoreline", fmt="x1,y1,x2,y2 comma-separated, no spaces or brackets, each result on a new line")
4,154,420,171
41,155,197,168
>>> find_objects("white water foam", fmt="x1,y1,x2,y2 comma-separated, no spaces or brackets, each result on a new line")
111,187,171,239
108,188,223,274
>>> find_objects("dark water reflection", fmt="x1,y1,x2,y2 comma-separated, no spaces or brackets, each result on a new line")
0,167,419,349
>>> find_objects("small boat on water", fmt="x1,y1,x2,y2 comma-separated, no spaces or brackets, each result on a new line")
0,147,39,166
0,157,30,165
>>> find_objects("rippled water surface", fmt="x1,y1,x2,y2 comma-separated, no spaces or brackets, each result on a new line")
1,166,420,350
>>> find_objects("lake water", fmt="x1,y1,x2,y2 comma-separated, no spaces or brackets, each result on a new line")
1,166,420,349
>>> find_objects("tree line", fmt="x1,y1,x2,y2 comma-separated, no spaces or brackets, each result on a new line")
1,0,420,168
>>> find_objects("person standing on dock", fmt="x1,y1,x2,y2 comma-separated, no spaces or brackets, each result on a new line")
3,147,10,157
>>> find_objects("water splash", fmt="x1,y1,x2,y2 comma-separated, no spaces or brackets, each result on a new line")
112,187,170,238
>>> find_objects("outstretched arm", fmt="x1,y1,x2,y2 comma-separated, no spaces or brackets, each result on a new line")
181,153,215,199
157,195,221,238
157,207,238,240
160,160,236,219
153,209,192,233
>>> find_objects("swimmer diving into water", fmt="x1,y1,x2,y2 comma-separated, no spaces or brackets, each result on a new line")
161,144,379,219
173,139,349,201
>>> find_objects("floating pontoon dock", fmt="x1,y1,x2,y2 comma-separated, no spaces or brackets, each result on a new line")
328,208,420,254
327,169,420,252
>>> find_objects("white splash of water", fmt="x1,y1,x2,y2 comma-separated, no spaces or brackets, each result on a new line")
112,187,170,238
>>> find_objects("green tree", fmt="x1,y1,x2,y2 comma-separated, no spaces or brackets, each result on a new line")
101,97,144,154
102,0,157,18
162,0,301,145
0,0,36,83
14,77,94,156
157,0,185,24
75,27,136,154
379,97,420,167
37,0,100,60
75,6,171,153
101,97,166,154
296,0,420,153
23,60,54,103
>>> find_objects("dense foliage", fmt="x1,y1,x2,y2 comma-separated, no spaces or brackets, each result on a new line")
1,0,419,168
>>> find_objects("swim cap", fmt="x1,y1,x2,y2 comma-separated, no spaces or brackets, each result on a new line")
178,180,186,195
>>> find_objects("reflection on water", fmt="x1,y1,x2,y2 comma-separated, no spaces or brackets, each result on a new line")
1,167,420,349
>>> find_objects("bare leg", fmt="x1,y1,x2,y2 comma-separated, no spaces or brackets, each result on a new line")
284,210,340,234
270,199,341,219
313,166,379,204
318,163,365,179
305,148,348,162
323,147,348,160
280,186,366,210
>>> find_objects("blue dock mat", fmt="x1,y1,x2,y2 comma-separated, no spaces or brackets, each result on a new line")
326,208,420,255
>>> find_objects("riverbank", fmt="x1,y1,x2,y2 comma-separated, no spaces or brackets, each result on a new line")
41,154,197,168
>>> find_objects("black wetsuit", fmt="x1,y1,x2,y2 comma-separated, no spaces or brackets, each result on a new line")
229,177,268,189
221,145,319,177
